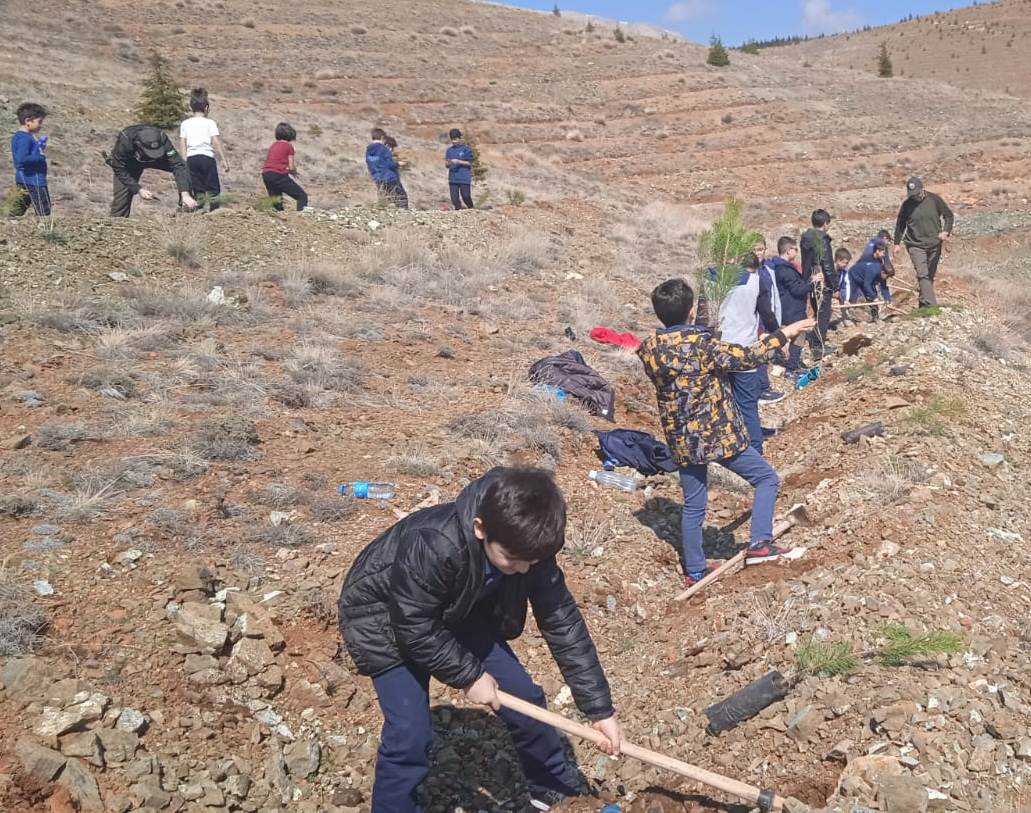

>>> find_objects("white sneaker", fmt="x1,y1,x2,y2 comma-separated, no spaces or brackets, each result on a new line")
302,206,315,213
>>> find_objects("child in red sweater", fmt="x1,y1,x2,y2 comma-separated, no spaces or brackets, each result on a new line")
261,122,309,211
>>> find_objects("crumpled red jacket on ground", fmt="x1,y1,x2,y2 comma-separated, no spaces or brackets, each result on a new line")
589,326,641,350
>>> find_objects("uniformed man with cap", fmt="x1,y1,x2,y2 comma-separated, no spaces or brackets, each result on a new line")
106,124,198,217
893,176,954,308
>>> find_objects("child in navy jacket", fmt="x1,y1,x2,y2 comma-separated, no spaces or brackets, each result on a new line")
10,102,51,217
771,236,814,378
366,128,408,209
445,128,474,210
842,240,892,320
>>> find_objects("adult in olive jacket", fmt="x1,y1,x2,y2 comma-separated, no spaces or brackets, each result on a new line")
107,124,198,217
893,176,954,308
338,467,621,812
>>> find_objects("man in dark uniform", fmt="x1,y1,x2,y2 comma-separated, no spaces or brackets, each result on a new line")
106,124,197,217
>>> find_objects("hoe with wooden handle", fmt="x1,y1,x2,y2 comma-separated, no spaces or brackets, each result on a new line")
497,690,784,811
673,503,812,603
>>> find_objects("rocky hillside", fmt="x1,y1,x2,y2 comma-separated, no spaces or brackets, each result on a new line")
1,1,1031,812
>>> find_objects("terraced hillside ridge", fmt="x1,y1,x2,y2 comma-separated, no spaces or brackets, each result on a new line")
1,1,1031,812
787,0,1031,98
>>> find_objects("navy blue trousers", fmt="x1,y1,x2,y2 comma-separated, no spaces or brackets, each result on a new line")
370,610,578,812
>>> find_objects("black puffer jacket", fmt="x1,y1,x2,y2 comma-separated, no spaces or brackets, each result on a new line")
337,469,614,721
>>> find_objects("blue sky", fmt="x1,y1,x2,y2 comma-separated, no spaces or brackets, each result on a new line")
503,1,976,45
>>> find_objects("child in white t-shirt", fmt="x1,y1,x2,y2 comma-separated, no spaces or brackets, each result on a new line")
178,88,230,210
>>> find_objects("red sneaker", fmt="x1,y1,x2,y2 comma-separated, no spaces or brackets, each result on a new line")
744,541,789,565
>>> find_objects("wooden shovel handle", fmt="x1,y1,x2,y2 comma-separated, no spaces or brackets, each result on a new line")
672,514,796,602
496,690,784,810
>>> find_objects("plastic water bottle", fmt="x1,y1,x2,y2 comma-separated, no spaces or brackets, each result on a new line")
600,805,622,813
795,367,821,391
588,470,639,492
338,482,395,499
534,384,567,400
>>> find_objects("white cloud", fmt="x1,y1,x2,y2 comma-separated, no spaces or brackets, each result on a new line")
801,0,862,35
664,1,709,24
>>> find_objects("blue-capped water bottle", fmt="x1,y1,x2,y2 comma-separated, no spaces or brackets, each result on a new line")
534,384,567,401
338,481,395,499
794,367,821,391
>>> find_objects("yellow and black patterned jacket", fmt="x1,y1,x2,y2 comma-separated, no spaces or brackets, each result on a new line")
637,325,787,466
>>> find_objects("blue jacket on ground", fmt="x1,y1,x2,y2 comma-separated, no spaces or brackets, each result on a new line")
843,259,892,303
365,142,399,184
770,256,813,324
11,131,47,187
445,144,473,185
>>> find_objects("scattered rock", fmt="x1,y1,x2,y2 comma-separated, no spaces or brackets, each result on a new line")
888,364,912,376
2,432,32,450
35,692,108,737
174,602,229,655
96,729,139,764
116,708,147,734
878,775,929,813
57,757,103,811
59,731,104,767
842,422,884,444
284,737,321,778
15,737,66,782
228,636,275,676
842,334,873,355
977,452,1005,468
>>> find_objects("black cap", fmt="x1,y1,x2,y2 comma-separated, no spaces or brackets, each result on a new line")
906,176,924,198
134,126,169,160
449,128,462,139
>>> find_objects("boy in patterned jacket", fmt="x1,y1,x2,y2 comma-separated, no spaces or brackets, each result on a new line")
638,279,814,587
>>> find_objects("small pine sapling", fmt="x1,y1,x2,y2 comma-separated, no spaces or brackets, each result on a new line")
135,52,186,130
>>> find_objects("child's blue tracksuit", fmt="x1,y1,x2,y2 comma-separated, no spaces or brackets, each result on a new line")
840,259,892,304
10,130,51,216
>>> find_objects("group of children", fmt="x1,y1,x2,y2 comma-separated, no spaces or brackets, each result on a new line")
8,94,479,218
363,126,476,211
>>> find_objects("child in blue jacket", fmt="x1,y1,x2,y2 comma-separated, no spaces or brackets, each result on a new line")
770,236,814,380
366,128,408,209
842,240,892,320
444,128,474,210
10,102,51,217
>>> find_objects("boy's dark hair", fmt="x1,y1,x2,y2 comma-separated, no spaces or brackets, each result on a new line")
384,135,398,149
449,128,462,139
742,251,760,270
777,236,797,254
876,229,891,240
811,209,832,228
189,88,209,113
834,247,852,263
478,468,566,561
274,122,296,141
370,127,387,141
16,102,47,124
650,278,694,328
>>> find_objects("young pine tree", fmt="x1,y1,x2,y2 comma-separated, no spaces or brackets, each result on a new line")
740,39,760,55
135,52,185,130
552,3,561,16
877,42,894,77
697,197,762,326
465,133,488,185
707,35,731,67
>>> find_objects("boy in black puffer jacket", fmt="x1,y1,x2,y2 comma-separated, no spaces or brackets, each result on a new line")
338,467,622,813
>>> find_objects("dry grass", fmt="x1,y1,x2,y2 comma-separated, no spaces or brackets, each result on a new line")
246,482,311,509
161,219,203,269
274,341,367,408
0,574,48,656
40,471,126,521
241,523,315,548
860,455,929,503
191,415,262,461
75,364,140,400
308,495,359,523
101,403,177,438
35,423,91,451
0,495,38,518
386,447,444,477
